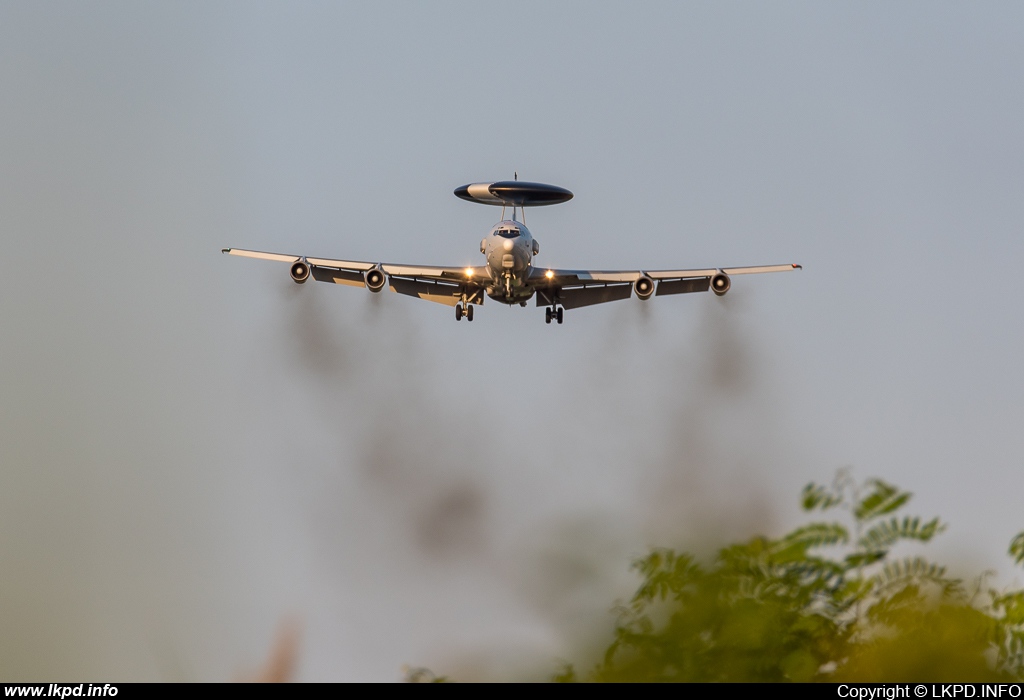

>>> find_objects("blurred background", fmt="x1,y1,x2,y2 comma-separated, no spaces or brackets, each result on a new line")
1,1,1022,681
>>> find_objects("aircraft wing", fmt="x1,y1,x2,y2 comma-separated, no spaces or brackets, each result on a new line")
222,248,490,307
529,264,801,309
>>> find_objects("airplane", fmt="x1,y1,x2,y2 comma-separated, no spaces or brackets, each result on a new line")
223,179,800,324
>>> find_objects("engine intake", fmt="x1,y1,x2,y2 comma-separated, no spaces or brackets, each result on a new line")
364,267,387,293
634,274,655,300
290,260,310,284
710,272,731,296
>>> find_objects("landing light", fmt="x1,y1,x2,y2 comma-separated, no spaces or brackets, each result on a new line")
545,270,554,279
465,267,474,277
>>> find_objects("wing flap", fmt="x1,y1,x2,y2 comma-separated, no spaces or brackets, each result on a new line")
310,267,365,287
656,277,711,296
545,283,634,309
389,278,464,306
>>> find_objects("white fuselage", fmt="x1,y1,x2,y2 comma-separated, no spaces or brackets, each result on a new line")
481,219,537,303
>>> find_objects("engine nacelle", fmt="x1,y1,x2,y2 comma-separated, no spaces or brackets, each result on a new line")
290,260,310,284
710,272,731,296
364,267,387,293
634,274,655,300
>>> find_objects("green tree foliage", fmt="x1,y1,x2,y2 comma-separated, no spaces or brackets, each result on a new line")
563,472,1024,682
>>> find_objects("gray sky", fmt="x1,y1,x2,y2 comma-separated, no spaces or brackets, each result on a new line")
2,1,1023,681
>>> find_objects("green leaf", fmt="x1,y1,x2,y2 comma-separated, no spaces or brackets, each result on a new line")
801,483,843,512
845,550,887,568
630,549,699,605
767,523,849,564
782,522,850,549
858,516,946,550
871,556,962,600
1010,532,1024,567
853,479,912,522
991,590,1024,626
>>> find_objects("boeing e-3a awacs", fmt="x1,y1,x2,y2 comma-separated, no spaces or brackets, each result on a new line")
223,179,800,324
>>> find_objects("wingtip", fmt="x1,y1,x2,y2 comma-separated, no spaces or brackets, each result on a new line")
222,248,231,254
793,263,803,270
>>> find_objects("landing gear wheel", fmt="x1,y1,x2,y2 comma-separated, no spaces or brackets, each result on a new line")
466,305,474,322
545,308,552,324
455,304,463,321
556,307,564,324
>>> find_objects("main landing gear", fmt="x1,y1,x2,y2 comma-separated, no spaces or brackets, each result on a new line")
545,306,564,325
455,303,474,322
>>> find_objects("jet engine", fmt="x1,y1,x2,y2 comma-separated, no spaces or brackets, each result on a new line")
710,272,731,296
364,267,387,293
633,274,655,300
290,260,310,284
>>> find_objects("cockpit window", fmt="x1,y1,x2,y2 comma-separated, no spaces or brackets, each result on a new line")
496,228,520,238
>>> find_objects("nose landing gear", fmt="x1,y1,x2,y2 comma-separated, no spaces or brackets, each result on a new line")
544,306,564,325
456,303,474,322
